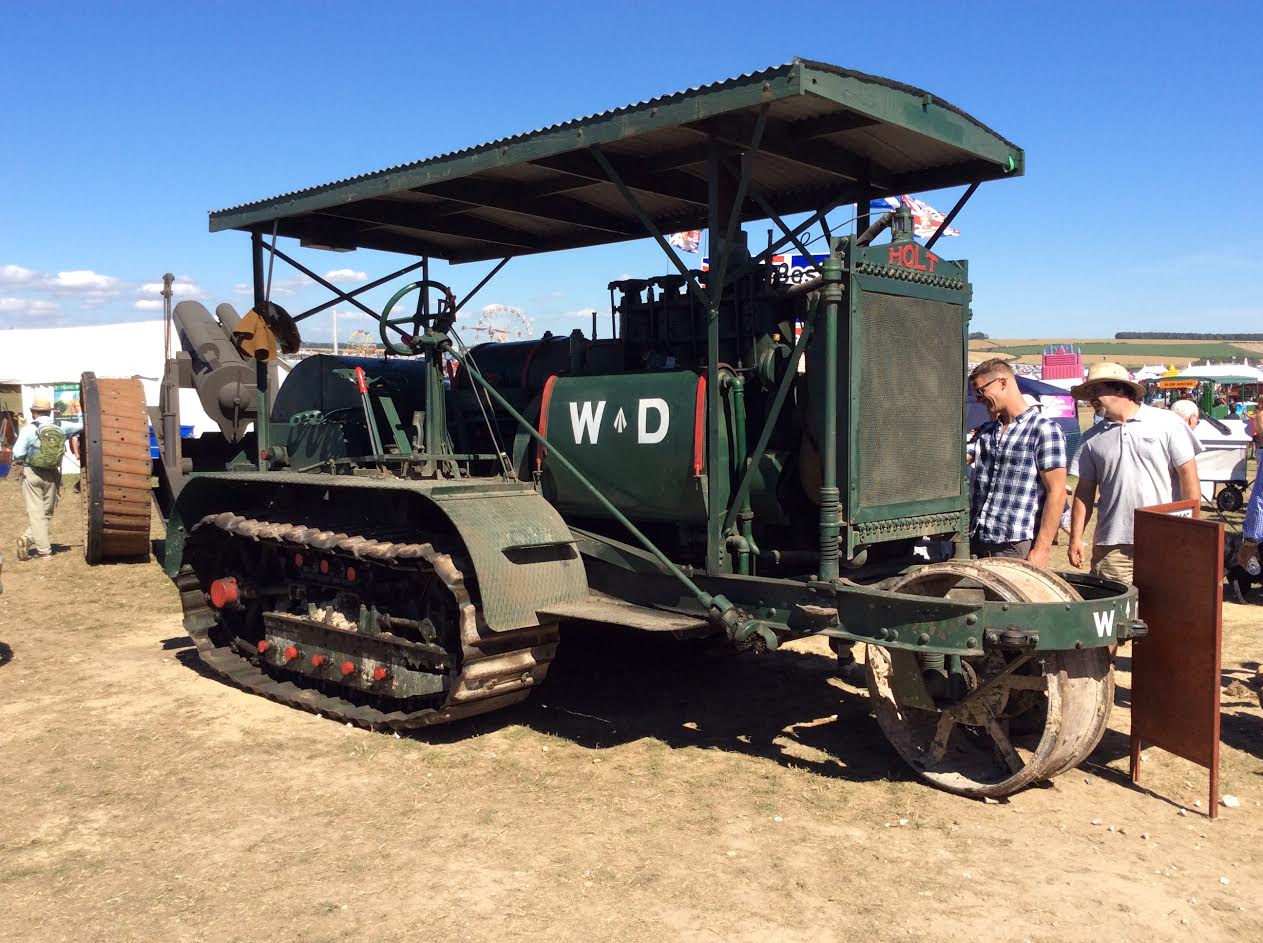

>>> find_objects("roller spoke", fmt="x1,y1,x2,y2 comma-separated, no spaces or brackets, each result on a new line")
926,712,956,766
986,718,1024,774
865,559,1114,799
1002,674,1049,692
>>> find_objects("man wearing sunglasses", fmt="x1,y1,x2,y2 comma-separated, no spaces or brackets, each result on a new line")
1068,362,1202,583
967,359,1067,567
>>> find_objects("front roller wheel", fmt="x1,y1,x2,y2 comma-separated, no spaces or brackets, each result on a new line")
866,558,1114,799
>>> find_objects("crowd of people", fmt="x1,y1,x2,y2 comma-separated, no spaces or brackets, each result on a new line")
969,359,1218,585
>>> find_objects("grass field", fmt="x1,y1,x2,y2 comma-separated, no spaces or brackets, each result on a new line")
971,337,1263,368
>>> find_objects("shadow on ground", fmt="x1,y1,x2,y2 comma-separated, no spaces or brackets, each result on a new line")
167,624,912,787
504,626,905,785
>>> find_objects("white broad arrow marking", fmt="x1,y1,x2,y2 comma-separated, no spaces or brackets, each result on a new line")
569,400,606,444
1092,610,1115,638
613,407,628,433
638,398,669,444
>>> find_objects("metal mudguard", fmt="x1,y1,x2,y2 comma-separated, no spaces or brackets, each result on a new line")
164,472,588,632
807,571,1140,654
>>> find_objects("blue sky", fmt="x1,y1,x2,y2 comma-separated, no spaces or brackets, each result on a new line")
2,1,1259,343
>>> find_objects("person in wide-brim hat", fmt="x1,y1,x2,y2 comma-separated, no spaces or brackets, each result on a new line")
1066,360,1203,585
1070,362,1145,401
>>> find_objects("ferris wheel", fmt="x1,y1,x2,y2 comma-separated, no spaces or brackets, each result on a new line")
346,328,377,356
471,304,532,343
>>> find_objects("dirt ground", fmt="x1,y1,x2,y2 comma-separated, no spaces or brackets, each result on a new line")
1,480,1261,943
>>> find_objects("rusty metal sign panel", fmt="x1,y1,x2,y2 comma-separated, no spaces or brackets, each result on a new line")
1130,499,1223,817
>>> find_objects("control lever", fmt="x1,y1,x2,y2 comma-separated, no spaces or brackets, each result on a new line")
354,366,385,460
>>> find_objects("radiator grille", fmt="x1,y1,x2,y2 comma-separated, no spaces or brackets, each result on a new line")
855,291,964,509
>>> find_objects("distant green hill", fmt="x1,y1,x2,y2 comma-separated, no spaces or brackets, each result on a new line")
990,341,1256,360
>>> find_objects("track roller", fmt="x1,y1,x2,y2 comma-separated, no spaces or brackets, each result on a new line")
80,372,153,563
866,558,1113,799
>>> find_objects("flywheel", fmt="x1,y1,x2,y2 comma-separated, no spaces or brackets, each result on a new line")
866,558,1114,799
81,372,153,563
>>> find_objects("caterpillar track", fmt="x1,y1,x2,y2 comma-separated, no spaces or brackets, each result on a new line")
178,511,559,730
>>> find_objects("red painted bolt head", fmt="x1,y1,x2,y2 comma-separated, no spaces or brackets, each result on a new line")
319,559,330,575
345,565,357,582
310,654,326,668
208,577,240,609
340,660,356,676
283,646,299,662
371,666,389,682
256,640,271,654
293,552,304,567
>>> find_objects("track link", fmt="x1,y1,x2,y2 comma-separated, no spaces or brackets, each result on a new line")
179,512,558,730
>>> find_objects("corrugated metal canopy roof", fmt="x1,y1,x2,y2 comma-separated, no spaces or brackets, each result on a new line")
210,58,1024,263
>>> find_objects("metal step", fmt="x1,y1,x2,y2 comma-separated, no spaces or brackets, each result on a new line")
540,592,712,633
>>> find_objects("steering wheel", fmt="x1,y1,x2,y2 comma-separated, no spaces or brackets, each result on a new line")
379,280,457,355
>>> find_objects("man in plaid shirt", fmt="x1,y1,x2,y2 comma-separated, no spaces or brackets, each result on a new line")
968,359,1067,567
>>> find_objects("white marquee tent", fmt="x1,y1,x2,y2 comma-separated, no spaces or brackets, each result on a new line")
0,320,221,437
1,321,293,476
1176,362,1263,383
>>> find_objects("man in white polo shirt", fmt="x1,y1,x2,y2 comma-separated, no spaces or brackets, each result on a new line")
1068,363,1202,583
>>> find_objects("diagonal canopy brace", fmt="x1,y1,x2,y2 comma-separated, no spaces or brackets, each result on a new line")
589,144,714,313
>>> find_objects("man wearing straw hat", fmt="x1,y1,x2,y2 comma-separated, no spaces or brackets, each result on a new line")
1068,363,1202,583
11,396,82,561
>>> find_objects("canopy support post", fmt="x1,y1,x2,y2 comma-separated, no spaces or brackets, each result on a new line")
855,162,872,237
589,145,713,312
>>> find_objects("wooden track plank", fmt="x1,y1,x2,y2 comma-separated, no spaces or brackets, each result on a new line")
82,372,152,563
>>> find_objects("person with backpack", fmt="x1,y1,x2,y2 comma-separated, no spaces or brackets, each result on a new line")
12,396,82,561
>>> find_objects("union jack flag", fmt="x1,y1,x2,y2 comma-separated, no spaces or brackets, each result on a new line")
869,195,960,239
667,230,702,253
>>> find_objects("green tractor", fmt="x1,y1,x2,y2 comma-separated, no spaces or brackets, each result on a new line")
92,59,1142,798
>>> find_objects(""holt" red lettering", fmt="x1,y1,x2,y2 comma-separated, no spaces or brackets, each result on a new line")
886,244,939,273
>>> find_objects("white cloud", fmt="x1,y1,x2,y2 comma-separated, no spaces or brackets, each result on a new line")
1,265,122,299
325,268,367,283
233,274,311,299
560,307,599,319
49,270,120,292
264,274,312,298
139,276,204,299
134,299,163,311
0,264,38,287
0,297,59,316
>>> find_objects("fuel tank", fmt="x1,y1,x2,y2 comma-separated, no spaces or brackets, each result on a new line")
538,370,725,524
